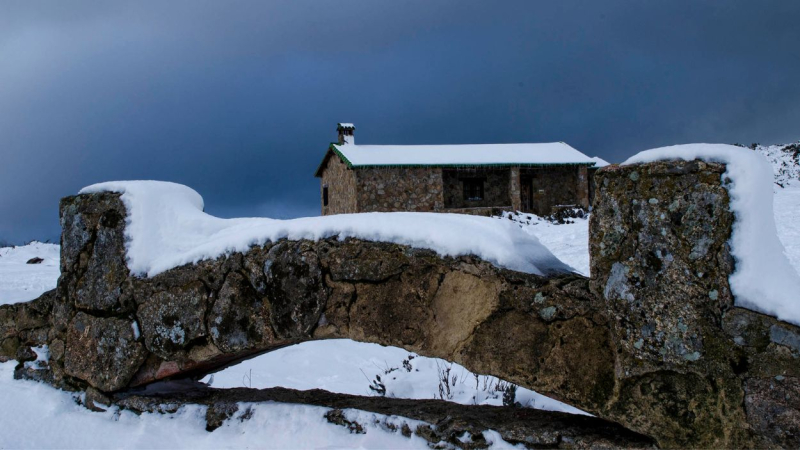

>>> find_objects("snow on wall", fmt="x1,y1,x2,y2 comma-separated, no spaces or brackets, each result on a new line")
78,181,576,278
624,144,800,326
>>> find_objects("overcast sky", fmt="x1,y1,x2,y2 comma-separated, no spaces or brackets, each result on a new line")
2,1,799,244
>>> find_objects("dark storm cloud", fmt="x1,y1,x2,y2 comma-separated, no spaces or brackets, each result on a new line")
2,1,799,243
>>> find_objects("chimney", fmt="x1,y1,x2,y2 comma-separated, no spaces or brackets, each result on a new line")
337,123,355,145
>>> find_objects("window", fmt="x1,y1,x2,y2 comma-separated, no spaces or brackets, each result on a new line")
462,179,484,201
323,186,329,206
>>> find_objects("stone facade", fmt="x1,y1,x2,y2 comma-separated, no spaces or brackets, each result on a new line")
442,168,512,209
319,154,357,216
355,167,444,212
318,151,592,216
520,166,589,214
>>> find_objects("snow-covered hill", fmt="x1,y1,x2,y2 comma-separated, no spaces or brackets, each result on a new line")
0,241,59,305
754,142,800,271
752,142,800,188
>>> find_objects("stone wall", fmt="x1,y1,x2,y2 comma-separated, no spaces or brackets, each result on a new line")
319,155,592,216
6,160,800,448
441,168,512,209
354,166,444,212
588,166,599,207
521,166,589,215
320,155,358,215
509,167,521,211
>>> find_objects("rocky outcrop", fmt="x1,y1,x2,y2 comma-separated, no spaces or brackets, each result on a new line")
4,159,800,448
0,289,54,362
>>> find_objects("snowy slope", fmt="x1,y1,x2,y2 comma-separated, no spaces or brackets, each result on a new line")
502,212,590,276
775,187,800,271
0,242,59,305
755,142,800,278
752,142,800,188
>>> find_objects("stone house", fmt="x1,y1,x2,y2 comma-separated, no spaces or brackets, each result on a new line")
315,123,602,216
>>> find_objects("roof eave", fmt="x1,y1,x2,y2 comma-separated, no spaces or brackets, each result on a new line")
314,143,355,177
344,163,596,169
320,143,597,175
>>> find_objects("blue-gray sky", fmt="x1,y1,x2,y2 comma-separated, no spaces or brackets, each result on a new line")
2,1,799,244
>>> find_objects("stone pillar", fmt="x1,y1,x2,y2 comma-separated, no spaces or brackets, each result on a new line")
576,166,589,209
589,160,800,448
509,167,521,212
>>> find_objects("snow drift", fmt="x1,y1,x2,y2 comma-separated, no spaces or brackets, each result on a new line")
624,144,800,326
78,181,575,278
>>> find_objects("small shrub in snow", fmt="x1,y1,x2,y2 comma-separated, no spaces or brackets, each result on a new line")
369,375,387,396
436,362,457,401
402,355,415,372
498,381,519,407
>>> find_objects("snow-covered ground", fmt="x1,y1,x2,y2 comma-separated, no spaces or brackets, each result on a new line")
0,241,59,305
0,360,444,449
503,212,590,276
775,186,800,271
201,339,587,416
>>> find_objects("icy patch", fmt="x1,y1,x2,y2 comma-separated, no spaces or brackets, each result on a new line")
624,144,800,326
78,181,575,277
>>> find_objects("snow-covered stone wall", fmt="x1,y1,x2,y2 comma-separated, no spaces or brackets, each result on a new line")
4,151,800,448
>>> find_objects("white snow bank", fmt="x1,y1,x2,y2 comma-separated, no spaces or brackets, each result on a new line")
79,181,575,278
0,361,439,449
504,211,591,276
0,241,60,305
203,339,588,416
624,144,800,326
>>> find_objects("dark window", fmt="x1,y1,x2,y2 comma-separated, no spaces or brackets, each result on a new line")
463,179,484,201
323,186,329,206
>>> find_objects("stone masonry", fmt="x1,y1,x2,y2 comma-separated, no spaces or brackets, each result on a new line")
356,166,445,212
318,153,590,217
4,159,800,448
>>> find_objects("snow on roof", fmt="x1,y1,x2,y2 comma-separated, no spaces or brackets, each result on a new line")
331,142,596,168
589,156,610,167
624,143,800,326
337,123,355,129
78,181,576,278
